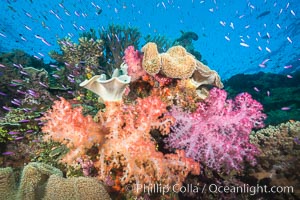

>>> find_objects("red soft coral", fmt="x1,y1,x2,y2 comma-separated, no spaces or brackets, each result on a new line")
165,88,267,172
41,97,104,164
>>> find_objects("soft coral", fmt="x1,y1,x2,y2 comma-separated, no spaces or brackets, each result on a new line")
42,97,105,164
165,88,266,172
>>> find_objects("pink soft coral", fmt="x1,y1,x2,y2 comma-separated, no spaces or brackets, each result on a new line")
41,97,104,164
123,45,146,81
165,88,266,172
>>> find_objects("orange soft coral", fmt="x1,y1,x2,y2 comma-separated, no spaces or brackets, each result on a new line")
101,96,174,140
97,137,200,195
41,97,105,164
94,96,200,195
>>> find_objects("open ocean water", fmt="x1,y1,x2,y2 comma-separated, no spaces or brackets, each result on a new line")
0,0,299,200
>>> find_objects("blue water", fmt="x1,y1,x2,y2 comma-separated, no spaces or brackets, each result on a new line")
0,0,299,79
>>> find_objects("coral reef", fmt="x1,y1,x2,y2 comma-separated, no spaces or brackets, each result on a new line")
0,54,53,115
124,43,223,109
41,96,200,197
165,88,267,172
2,22,297,200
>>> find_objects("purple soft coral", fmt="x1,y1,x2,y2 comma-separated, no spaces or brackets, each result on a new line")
165,88,266,172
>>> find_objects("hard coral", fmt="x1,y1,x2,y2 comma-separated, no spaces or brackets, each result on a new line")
41,97,105,164
165,88,266,172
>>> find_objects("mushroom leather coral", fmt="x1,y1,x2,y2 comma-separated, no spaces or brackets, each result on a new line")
95,96,200,195
42,97,105,164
